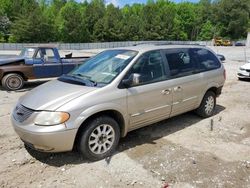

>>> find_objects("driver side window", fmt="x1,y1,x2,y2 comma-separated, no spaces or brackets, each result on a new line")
126,50,166,86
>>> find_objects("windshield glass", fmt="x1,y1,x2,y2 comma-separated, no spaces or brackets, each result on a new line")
19,48,36,58
66,50,138,86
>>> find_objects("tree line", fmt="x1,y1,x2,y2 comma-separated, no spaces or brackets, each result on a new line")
0,0,249,43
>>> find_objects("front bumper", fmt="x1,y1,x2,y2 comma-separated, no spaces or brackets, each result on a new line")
11,115,78,152
237,70,250,78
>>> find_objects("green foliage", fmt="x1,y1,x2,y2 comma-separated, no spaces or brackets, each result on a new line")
198,21,215,40
85,0,105,41
0,15,11,41
57,1,89,42
11,1,56,42
93,4,123,41
214,0,250,39
0,0,249,42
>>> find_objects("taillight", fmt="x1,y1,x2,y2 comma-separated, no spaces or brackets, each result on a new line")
223,69,226,80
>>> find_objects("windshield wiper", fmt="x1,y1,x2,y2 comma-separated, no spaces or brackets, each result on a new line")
59,74,87,86
71,73,97,86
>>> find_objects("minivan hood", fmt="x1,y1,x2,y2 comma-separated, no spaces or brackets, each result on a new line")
20,79,98,111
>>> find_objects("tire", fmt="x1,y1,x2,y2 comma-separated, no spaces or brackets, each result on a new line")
78,116,120,161
196,91,216,118
1,73,24,91
238,77,244,81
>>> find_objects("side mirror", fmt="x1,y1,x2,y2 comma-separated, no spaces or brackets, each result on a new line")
217,54,225,62
122,73,141,88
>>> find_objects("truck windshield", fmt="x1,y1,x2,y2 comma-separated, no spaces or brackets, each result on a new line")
19,48,36,58
66,49,138,86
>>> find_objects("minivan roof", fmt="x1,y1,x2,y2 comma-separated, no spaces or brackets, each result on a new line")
114,44,208,53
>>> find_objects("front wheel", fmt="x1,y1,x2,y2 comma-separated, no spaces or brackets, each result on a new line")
1,73,24,91
77,116,120,161
196,91,216,118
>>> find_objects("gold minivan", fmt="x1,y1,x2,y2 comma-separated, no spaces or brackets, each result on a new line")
12,45,225,160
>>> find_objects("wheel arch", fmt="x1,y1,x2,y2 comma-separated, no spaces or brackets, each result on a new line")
207,87,218,95
197,84,221,108
2,71,26,80
73,109,126,149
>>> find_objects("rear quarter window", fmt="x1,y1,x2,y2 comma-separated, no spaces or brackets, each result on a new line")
192,48,221,72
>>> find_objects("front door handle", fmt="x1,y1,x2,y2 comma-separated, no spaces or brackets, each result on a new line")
161,89,171,95
173,86,182,92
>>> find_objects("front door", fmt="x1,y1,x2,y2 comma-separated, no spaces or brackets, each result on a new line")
33,48,62,78
126,50,173,129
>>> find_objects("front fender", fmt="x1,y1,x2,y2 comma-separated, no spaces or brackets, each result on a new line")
0,64,34,80
74,103,129,137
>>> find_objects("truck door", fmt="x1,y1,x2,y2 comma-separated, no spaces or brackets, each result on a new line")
33,48,62,78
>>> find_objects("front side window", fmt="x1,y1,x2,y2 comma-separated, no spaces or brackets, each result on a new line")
35,49,56,62
125,50,166,85
192,48,221,71
63,50,138,86
165,49,196,77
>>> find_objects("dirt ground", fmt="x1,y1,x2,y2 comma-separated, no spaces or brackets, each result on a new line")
0,47,250,188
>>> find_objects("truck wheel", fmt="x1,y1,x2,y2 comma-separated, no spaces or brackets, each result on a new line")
2,73,24,91
78,116,120,161
195,91,216,118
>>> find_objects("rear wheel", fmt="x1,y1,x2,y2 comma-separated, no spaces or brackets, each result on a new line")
1,73,24,91
196,91,216,118
77,116,120,161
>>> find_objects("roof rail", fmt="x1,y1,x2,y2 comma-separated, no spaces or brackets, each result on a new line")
133,42,205,46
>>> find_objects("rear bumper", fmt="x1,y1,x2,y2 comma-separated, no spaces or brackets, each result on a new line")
12,116,78,152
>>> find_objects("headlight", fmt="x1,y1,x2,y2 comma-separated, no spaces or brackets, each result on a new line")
34,111,70,126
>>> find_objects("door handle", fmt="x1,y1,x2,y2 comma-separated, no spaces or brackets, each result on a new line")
161,89,171,95
173,86,182,92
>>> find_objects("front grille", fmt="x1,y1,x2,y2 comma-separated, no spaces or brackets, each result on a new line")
246,69,250,73
13,104,34,123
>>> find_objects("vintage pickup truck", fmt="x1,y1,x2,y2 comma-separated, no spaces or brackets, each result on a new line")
0,46,90,90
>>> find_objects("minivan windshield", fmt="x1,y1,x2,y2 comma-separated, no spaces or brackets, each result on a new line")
65,50,138,86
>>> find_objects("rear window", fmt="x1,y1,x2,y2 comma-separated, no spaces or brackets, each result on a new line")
192,48,221,71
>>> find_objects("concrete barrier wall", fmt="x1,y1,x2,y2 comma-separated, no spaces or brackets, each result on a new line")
0,41,213,50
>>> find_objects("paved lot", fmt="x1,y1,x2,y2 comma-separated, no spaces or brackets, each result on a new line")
0,47,250,188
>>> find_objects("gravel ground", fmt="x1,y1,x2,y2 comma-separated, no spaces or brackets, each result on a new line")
0,47,250,188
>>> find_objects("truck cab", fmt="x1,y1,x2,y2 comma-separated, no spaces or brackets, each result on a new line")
0,46,89,90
